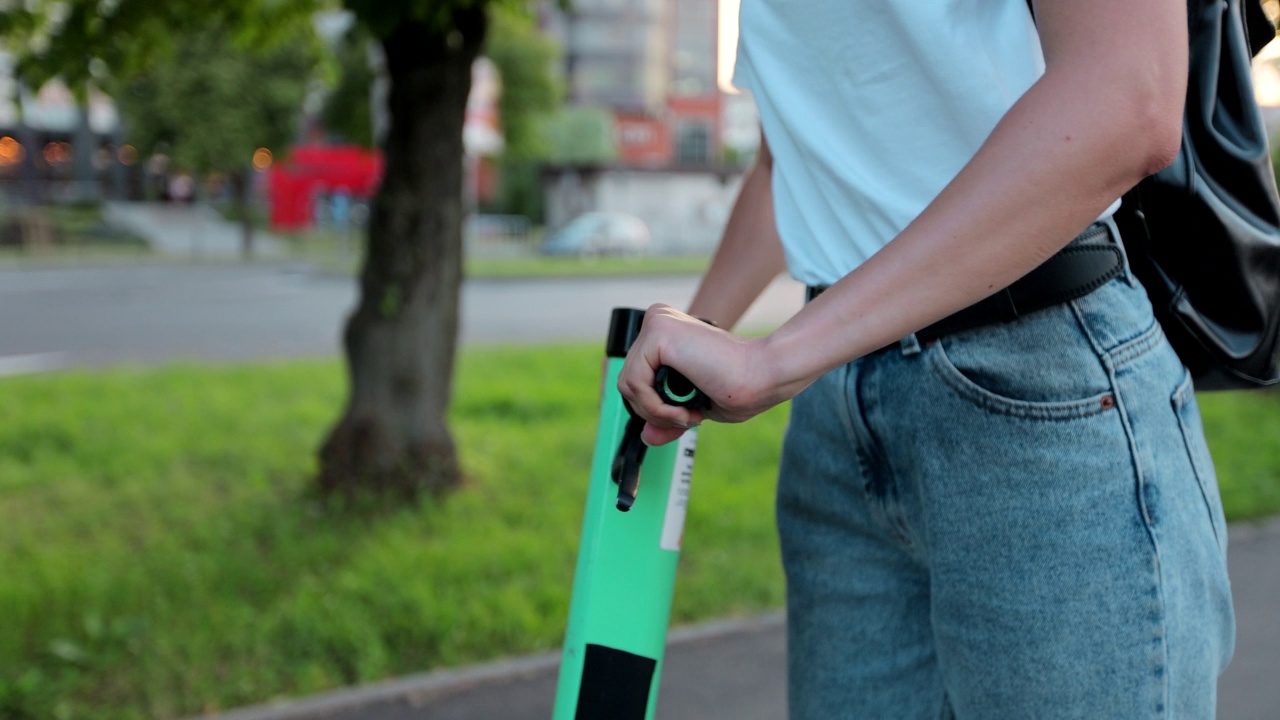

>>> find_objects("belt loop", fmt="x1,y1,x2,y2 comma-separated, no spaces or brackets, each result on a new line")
1102,214,1137,287
994,288,1020,323
899,333,922,357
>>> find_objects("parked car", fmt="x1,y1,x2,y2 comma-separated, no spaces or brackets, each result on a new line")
540,211,650,256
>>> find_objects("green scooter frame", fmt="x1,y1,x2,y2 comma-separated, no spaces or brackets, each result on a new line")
552,308,708,720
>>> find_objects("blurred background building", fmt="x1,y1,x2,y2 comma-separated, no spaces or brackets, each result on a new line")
536,0,753,254
0,50,134,206
541,0,723,167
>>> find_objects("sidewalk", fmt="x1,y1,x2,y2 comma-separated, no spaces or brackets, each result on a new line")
102,201,287,259
197,517,1280,720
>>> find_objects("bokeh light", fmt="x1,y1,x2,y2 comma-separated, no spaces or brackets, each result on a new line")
42,141,73,164
252,147,273,171
0,136,25,166
94,145,114,169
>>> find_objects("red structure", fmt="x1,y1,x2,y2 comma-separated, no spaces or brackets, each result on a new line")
267,145,383,230
614,114,671,167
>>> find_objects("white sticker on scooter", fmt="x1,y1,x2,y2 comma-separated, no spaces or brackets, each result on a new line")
660,430,698,551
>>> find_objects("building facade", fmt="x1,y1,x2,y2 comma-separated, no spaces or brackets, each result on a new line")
543,0,723,168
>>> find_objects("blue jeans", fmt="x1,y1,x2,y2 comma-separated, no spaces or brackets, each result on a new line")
777,223,1235,719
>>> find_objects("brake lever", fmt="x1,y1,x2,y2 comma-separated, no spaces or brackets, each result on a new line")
610,368,706,512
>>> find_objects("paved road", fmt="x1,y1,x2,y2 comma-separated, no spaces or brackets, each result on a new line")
208,616,788,720
0,264,804,373
201,520,1280,720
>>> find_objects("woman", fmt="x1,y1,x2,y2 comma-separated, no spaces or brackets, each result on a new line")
618,1,1235,717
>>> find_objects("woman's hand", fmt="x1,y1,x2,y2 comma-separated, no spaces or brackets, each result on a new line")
617,303,809,446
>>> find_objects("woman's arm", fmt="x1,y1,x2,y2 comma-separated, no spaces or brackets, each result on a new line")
686,133,787,329
621,0,1188,445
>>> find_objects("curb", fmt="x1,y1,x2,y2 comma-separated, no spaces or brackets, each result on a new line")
187,612,786,720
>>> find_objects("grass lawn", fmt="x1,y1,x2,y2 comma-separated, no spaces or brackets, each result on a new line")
0,351,1276,719
1196,390,1280,521
0,245,709,280
2,207,710,280
465,254,710,279
0,204,151,268
296,243,712,280
0,349,786,719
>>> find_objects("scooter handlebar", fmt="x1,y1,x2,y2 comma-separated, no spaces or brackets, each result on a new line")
653,366,709,410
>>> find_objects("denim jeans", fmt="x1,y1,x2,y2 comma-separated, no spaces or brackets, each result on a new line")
777,222,1235,719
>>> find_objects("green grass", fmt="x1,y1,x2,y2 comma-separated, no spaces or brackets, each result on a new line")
0,245,157,268
0,349,786,719
301,246,712,280
3,203,149,249
465,254,710,279
45,204,147,248
0,236,709,280
211,201,270,233
0,356,1277,720
1197,390,1280,521
284,226,710,279
2,202,709,278
0,203,152,268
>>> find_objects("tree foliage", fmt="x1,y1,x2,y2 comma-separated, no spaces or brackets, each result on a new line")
3,0,327,261
0,0,320,94
116,28,321,174
545,105,618,164
3,1,326,183
485,6,561,162
475,6,563,218
320,25,378,147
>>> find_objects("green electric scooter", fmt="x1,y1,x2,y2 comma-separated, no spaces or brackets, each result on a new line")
552,307,709,720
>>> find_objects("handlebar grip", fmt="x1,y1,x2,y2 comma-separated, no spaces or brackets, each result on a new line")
654,366,710,410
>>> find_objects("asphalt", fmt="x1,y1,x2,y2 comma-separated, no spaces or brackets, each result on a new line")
194,518,1280,720
0,264,804,371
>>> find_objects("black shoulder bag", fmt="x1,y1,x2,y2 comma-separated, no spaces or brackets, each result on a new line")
1114,0,1280,390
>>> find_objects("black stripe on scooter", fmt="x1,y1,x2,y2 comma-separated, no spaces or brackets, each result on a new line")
574,643,657,720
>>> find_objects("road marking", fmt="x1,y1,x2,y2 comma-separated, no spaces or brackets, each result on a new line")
0,352,69,378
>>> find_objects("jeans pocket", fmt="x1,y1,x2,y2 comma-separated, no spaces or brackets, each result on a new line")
1170,370,1228,553
924,304,1117,421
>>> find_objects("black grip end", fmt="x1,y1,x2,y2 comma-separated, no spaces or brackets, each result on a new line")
654,366,709,410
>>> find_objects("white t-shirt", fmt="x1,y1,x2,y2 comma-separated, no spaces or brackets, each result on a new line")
734,0,1116,286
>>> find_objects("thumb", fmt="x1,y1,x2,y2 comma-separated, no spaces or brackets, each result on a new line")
641,422,687,447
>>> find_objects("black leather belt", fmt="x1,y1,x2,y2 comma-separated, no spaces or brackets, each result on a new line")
805,223,1125,345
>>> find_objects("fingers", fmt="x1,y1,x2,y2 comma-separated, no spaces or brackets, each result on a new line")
616,304,707,445
618,365,705,441
641,422,689,447
615,304,788,442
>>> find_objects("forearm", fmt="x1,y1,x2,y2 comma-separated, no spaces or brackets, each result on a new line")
760,2,1186,396
687,151,787,329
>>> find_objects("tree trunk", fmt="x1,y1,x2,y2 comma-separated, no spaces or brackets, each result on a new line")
231,170,254,260
317,10,486,499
